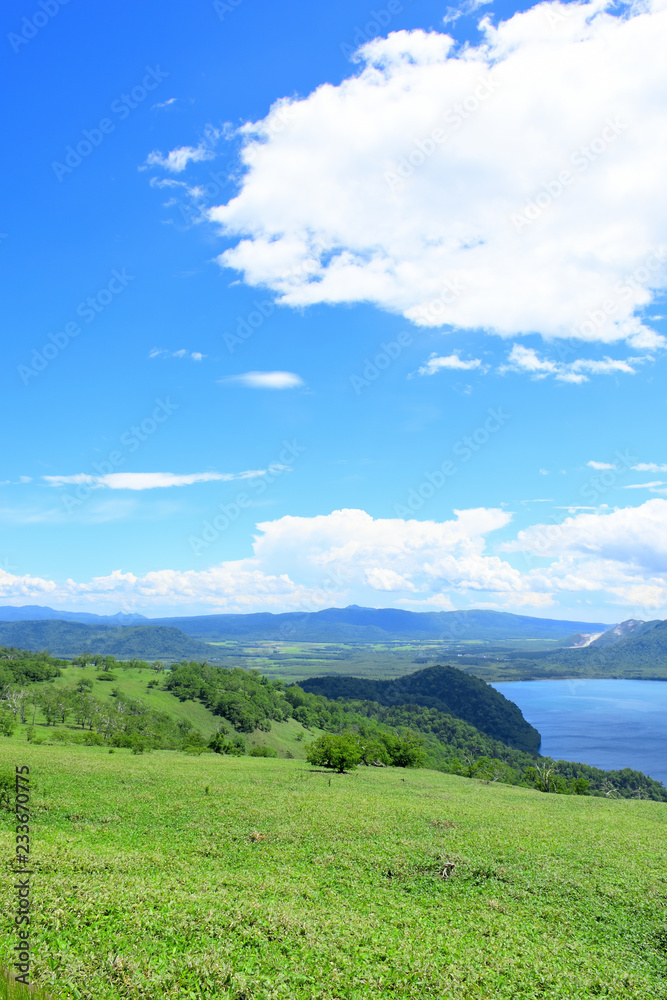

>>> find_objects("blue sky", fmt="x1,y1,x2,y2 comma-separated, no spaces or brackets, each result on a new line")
2,0,667,620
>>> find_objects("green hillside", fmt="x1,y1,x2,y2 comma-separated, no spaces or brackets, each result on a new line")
2,647,664,800
298,665,541,753
0,745,666,999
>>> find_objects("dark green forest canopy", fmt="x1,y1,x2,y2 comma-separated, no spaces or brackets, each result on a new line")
297,665,540,753
0,645,65,684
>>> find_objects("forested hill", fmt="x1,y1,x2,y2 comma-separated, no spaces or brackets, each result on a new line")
0,620,216,660
298,665,541,754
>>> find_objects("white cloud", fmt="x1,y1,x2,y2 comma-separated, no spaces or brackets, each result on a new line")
443,0,492,26
4,502,667,614
149,348,206,361
219,371,305,390
632,462,667,472
622,481,667,493
587,460,616,470
209,0,667,351
152,97,177,110
416,352,483,375
501,344,640,382
144,128,221,173
42,470,273,491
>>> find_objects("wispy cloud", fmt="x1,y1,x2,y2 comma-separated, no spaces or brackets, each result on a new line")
149,348,205,361
42,469,285,491
442,0,492,25
144,127,221,174
152,97,177,110
415,353,484,376
587,461,616,471
218,371,305,390
501,345,641,383
632,462,667,472
622,481,667,493
145,144,213,173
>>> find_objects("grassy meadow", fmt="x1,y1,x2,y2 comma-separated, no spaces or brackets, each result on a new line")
1,738,666,999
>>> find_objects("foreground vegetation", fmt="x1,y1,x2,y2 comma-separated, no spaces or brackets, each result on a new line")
1,744,666,999
2,648,665,801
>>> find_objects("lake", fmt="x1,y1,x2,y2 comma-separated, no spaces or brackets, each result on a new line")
492,679,667,786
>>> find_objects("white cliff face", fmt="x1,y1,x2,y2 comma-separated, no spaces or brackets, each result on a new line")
566,632,606,648
563,619,645,649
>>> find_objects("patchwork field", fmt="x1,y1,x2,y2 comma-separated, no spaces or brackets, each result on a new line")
1,740,666,999
200,640,566,684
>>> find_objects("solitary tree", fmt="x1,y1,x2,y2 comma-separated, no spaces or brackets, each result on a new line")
306,732,362,773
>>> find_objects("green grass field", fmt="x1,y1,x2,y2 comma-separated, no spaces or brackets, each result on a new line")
51,664,222,738
1,740,666,999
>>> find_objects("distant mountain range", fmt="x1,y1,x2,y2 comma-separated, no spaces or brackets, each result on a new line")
0,620,216,660
2,606,667,677
0,604,612,642
0,605,148,626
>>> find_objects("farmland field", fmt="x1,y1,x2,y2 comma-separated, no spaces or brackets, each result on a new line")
1,740,666,999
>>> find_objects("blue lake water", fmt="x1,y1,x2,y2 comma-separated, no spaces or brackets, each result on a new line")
492,679,667,787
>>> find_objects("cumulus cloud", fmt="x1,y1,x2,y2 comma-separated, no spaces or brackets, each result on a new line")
632,462,667,472
219,371,305,389
587,460,616,470
42,470,276,491
209,0,667,351
506,497,667,571
3,503,667,613
416,352,483,375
